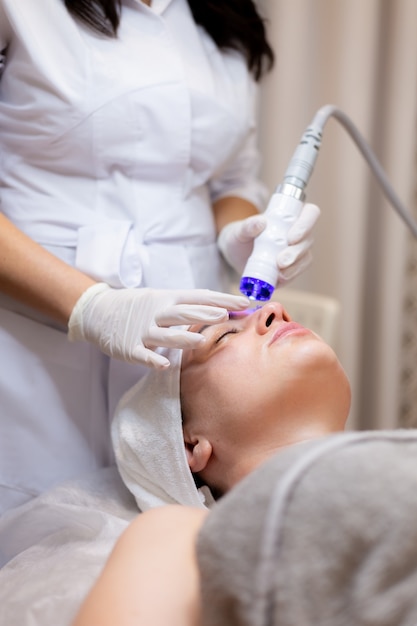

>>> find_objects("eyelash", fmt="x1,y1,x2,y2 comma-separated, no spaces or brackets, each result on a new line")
215,328,239,344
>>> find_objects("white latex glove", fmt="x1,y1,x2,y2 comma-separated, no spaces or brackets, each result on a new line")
68,284,249,369
217,203,321,286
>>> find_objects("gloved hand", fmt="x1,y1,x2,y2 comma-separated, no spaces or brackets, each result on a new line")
68,284,249,369
217,203,320,285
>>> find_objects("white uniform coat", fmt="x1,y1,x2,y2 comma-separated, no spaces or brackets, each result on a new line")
0,0,266,512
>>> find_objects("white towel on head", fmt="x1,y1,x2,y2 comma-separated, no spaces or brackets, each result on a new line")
111,347,213,511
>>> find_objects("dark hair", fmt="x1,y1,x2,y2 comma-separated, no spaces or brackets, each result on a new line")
64,0,274,80
64,0,121,37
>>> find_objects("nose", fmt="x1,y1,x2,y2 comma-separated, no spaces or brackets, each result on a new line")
255,301,291,334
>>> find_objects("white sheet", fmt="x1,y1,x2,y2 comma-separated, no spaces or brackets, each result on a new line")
0,467,138,626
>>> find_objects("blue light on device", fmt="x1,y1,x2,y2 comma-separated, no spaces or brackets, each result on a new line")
239,277,275,301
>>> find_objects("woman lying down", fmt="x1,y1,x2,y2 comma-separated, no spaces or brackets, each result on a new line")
73,301,354,626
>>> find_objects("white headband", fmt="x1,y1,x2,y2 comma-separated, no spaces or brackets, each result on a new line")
111,347,213,511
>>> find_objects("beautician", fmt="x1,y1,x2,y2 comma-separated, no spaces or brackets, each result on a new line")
0,0,320,513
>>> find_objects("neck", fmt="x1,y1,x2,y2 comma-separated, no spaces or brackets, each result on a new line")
220,414,347,494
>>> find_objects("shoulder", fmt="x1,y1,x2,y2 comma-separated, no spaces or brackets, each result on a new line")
0,1,74,48
120,506,208,549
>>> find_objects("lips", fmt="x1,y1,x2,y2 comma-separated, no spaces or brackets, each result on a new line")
269,322,311,345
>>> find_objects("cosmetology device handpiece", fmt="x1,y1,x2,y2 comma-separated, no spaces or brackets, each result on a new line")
240,104,417,301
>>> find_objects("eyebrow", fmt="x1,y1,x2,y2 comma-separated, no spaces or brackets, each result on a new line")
196,324,210,334
194,309,260,336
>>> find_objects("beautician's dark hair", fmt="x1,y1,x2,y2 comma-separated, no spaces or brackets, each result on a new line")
64,0,274,81
64,0,121,37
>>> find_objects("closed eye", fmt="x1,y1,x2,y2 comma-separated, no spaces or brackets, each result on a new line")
215,328,239,344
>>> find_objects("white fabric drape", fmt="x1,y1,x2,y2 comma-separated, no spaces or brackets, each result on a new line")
258,0,417,429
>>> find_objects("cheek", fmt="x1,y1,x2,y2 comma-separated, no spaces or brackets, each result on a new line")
276,340,347,408
207,347,277,417
181,348,255,425
213,345,257,387
284,339,338,372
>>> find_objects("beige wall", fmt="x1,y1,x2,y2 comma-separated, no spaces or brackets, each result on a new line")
257,0,417,429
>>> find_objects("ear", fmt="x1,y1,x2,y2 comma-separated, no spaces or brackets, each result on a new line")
184,436,213,473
